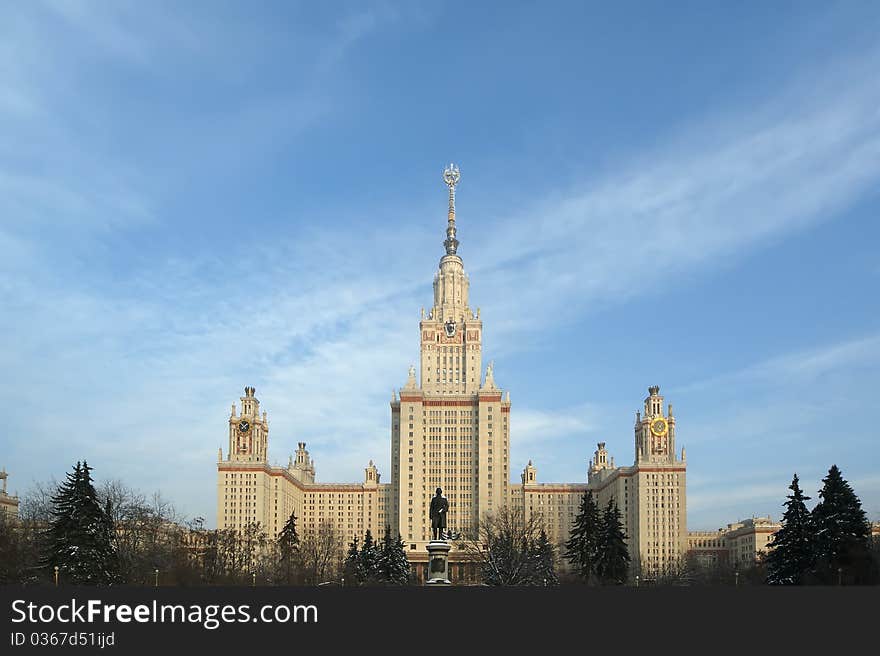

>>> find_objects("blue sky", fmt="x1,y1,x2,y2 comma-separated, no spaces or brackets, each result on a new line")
2,1,879,530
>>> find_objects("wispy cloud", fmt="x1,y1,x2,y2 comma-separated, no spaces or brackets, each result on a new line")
470,51,880,347
677,332,880,527
679,333,880,395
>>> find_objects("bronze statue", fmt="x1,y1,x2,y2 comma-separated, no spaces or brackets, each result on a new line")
429,487,449,540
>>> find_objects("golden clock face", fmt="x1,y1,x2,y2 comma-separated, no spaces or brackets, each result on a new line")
650,417,668,437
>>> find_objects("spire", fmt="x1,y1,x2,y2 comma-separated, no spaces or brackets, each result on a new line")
442,163,461,255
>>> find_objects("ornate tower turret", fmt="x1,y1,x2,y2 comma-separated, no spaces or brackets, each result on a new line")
290,441,315,484
364,460,379,488
634,385,677,463
522,460,537,485
227,386,268,463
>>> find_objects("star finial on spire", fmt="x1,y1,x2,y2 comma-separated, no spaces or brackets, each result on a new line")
442,163,461,255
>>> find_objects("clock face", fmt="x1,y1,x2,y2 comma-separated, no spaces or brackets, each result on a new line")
650,417,668,437
238,420,250,433
444,320,456,337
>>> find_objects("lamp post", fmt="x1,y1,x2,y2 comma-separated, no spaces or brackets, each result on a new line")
154,569,159,587
735,571,739,587
838,567,843,586
635,575,639,587
54,566,59,587
252,572,256,587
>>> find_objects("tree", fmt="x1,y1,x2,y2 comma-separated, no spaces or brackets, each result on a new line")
810,465,874,585
377,526,411,585
44,461,118,585
460,506,544,586
595,500,630,585
359,529,379,585
0,513,26,584
299,520,343,585
765,473,815,585
342,536,364,586
564,490,600,584
530,529,558,586
276,511,300,584
97,480,180,585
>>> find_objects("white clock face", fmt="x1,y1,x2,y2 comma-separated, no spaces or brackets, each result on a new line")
444,320,456,337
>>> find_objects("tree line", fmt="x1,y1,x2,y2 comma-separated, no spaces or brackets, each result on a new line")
2,460,876,586
0,460,351,585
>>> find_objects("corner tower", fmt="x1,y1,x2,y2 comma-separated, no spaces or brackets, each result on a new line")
635,385,677,464
226,386,268,463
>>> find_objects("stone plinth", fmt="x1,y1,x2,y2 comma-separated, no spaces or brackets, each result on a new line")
425,540,451,585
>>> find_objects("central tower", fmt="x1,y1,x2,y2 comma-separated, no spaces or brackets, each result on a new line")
390,164,511,548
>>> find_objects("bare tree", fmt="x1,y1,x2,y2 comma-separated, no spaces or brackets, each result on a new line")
299,520,343,585
458,506,547,585
18,478,57,524
95,479,187,585
1,478,59,584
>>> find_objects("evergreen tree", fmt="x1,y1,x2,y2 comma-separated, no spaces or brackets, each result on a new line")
390,531,412,585
531,529,558,586
277,511,300,584
810,465,873,584
764,474,814,585
377,526,411,585
44,461,118,585
342,536,364,586
359,529,379,584
564,490,600,583
594,500,630,585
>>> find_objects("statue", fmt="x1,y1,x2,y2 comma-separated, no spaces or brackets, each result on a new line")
429,487,449,540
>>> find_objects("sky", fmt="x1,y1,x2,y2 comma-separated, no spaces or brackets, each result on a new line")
1,0,879,531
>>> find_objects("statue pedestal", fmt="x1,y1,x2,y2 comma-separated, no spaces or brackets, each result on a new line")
425,540,451,585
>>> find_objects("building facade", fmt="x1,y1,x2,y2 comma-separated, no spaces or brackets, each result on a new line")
217,391,389,556
215,165,689,578
0,468,19,519
512,386,687,577
686,516,781,570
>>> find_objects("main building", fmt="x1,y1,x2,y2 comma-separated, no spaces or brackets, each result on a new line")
216,165,687,579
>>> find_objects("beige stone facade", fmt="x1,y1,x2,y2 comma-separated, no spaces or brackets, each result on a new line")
511,387,687,578
215,167,690,578
0,468,19,519
217,404,389,555
686,516,781,569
